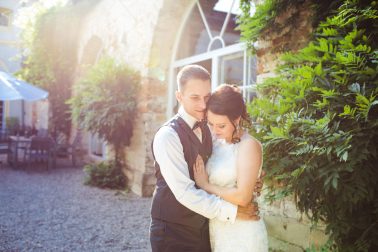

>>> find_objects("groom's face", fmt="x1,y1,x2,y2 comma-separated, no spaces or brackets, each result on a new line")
176,78,211,121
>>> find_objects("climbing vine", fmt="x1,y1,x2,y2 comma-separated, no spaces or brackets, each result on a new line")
240,0,378,251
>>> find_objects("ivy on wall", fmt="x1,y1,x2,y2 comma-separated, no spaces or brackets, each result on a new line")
239,0,378,251
238,0,343,53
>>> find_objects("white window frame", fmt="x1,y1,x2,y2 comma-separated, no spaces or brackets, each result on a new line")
173,42,247,89
168,43,257,116
167,0,257,118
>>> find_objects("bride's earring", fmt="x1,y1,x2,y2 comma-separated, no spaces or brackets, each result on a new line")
231,124,241,144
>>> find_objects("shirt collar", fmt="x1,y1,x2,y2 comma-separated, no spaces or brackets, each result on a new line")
178,107,198,129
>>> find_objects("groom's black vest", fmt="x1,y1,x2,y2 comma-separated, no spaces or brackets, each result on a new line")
151,115,212,228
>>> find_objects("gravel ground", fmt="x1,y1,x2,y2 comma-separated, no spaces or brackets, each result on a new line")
0,164,152,252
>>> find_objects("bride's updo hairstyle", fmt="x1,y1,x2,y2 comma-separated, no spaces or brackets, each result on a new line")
206,84,251,143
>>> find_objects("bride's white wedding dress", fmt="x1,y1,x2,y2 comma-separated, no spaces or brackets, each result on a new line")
206,133,268,252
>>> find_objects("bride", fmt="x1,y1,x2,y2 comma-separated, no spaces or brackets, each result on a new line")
194,84,268,252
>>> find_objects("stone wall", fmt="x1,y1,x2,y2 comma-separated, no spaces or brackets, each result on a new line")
255,1,328,250
256,0,314,82
260,195,328,251
72,0,165,196
138,0,195,196
72,0,195,196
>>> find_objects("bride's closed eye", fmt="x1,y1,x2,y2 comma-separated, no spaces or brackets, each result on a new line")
208,122,226,129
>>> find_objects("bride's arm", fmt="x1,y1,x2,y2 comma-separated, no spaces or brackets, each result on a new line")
194,139,262,207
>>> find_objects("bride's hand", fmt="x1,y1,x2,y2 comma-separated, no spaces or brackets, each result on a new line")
193,155,209,189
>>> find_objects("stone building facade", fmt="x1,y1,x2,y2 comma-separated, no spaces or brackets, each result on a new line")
61,0,328,250
72,0,250,197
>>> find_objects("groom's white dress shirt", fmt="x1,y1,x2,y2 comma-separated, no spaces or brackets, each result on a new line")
153,107,237,223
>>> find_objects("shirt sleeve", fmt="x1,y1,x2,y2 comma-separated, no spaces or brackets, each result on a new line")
153,126,237,223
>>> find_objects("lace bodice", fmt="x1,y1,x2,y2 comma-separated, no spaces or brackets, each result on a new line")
205,132,268,252
207,132,262,187
206,138,238,188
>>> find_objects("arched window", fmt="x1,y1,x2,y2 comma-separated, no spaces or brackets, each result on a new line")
168,0,257,116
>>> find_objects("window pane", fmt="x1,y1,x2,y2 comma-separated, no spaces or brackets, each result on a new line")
218,51,244,86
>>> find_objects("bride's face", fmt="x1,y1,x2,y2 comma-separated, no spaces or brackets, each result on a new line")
207,110,239,143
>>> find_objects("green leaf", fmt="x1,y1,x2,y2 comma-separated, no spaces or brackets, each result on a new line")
314,62,323,76
331,175,338,190
270,126,286,138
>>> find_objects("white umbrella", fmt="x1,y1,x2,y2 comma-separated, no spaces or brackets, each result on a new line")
0,70,48,101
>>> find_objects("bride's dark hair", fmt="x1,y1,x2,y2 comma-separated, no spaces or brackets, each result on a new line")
206,84,251,143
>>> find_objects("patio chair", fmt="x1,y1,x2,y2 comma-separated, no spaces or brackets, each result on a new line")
0,129,10,167
55,132,81,167
23,136,56,170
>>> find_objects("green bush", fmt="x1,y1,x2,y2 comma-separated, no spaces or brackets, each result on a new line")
69,57,140,166
84,161,126,190
241,0,378,251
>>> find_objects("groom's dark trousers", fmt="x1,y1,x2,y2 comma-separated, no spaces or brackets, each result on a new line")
150,218,211,252
150,116,212,252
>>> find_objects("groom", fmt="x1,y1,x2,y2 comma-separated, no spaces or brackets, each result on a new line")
150,65,262,252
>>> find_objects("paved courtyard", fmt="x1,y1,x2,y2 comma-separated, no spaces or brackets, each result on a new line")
0,163,152,251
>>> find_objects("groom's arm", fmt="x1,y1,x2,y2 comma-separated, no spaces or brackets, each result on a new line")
153,126,237,223
194,139,262,207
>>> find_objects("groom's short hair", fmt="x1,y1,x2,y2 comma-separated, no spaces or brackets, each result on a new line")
177,65,211,92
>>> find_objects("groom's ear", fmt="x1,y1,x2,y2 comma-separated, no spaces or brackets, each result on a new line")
175,90,182,103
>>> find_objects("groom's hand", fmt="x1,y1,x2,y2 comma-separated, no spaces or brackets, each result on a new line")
236,202,260,221
254,170,266,197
